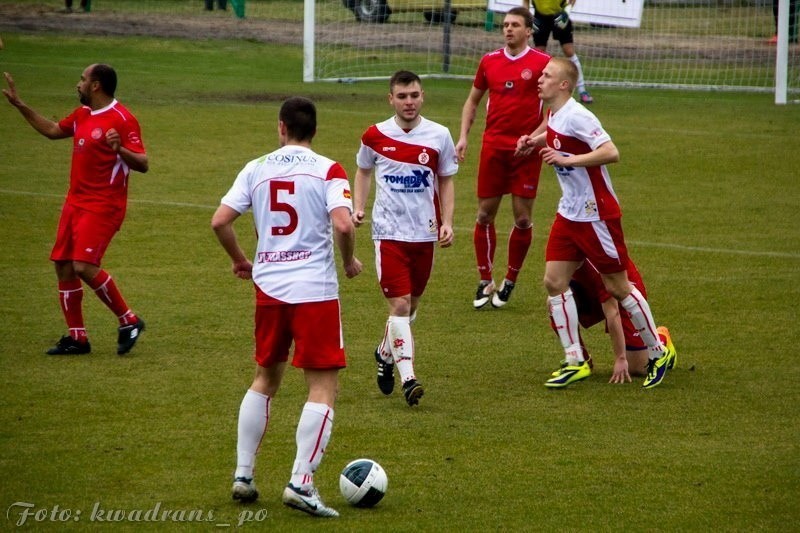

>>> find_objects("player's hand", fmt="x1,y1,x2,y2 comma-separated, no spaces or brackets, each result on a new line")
352,210,366,227
232,259,253,280
438,224,454,248
609,357,632,384
555,10,570,30
540,147,568,167
2,72,22,106
106,128,121,152
515,135,535,157
455,138,467,162
343,257,363,279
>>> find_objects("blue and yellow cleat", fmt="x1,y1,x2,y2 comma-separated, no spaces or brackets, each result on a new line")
545,360,591,388
642,353,670,389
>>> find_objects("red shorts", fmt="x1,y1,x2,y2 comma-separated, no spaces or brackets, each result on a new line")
50,202,121,266
545,214,630,274
477,145,541,199
254,295,346,370
375,240,434,299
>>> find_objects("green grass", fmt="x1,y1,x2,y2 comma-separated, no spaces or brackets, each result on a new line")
1,31,799,531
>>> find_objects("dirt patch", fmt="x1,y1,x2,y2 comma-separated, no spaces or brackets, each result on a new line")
0,3,305,44
0,2,775,64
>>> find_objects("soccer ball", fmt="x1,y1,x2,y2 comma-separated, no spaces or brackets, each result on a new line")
339,459,388,507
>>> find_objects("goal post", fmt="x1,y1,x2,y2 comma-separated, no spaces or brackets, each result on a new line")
304,0,799,99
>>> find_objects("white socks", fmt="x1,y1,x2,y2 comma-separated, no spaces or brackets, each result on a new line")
548,289,583,365
384,315,416,383
619,286,664,359
569,54,587,93
235,389,270,479
290,402,334,490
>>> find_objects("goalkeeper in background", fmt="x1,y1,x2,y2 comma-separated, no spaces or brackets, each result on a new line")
532,0,593,104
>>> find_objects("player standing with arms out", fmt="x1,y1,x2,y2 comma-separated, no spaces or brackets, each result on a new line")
456,7,551,310
532,0,594,104
3,65,148,356
212,97,362,517
516,58,675,389
352,70,457,407
551,258,677,384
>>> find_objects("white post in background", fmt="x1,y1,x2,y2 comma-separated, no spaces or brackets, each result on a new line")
303,0,315,82
775,0,789,104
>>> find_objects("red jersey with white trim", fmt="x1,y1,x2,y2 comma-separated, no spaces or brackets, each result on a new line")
356,116,458,243
546,98,620,222
221,145,353,304
58,100,145,222
473,46,551,149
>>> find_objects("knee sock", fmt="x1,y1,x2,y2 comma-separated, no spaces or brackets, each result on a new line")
58,279,87,343
387,315,415,383
619,286,664,359
87,270,137,326
548,289,583,365
473,222,496,282
570,54,587,93
235,389,271,479
506,224,532,283
290,402,334,490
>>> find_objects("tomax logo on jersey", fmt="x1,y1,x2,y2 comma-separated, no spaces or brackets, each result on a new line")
383,169,431,193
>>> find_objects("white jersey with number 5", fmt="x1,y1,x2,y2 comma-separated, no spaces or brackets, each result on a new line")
221,145,353,304
357,116,458,242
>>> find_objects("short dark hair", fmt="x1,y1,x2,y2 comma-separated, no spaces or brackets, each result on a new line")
506,6,534,29
389,70,422,93
89,64,117,97
279,96,317,142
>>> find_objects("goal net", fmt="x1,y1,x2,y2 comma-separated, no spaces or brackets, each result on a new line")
306,0,800,96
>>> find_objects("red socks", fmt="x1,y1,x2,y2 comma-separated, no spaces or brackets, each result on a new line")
87,270,136,326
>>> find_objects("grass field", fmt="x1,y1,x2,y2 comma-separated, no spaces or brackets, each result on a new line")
1,32,799,531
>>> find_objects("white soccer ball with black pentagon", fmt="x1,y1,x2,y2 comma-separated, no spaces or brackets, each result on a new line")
339,458,387,507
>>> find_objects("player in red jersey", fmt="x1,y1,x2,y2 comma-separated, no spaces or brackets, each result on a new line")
516,57,674,389
456,6,551,310
3,65,148,356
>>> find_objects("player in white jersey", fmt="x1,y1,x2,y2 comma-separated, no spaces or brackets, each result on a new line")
212,97,362,517
352,70,458,406
516,58,675,389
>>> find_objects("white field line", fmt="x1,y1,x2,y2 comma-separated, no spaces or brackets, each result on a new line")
2,187,797,259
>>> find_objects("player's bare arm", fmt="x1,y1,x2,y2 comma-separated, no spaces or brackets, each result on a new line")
437,174,455,248
351,167,372,227
211,204,253,280
331,206,363,279
106,128,149,173
541,139,619,168
3,72,69,140
603,298,632,384
455,86,485,162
